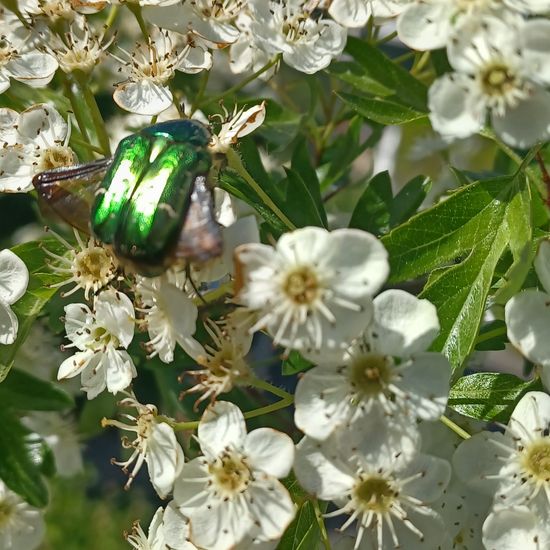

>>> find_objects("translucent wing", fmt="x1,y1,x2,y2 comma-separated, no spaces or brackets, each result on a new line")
32,157,113,234
175,175,223,263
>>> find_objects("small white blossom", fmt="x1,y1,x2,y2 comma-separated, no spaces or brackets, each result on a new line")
453,392,550,545
44,228,119,300
234,226,389,354
112,29,212,115
58,288,136,399
0,12,58,93
506,239,550,388
0,480,45,550
294,289,450,440
0,104,76,193
0,249,29,345
135,272,204,363
104,394,184,498
247,0,347,74
329,0,409,28
428,16,550,148
173,401,295,550
21,412,83,477
294,433,451,550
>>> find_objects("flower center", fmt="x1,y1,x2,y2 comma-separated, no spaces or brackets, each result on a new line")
283,266,320,305
0,499,14,528
195,0,243,20
0,39,16,67
90,325,119,349
350,354,392,396
522,440,550,481
39,146,77,171
209,451,251,497
282,16,309,43
73,246,117,287
354,476,395,513
481,64,518,97
38,0,75,20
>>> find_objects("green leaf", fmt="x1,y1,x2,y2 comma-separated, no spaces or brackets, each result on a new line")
448,373,540,422
0,369,73,411
349,171,393,235
326,61,394,97
283,167,326,228
475,320,508,351
0,407,49,506
382,173,531,370
0,240,65,382
277,500,321,550
282,351,313,376
345,36,428,110
338,93,427,126
389,175,432,228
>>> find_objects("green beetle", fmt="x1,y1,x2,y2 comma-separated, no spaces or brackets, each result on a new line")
33,119,222,277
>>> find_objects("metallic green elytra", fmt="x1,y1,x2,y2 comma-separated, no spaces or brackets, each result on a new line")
32,119,222,277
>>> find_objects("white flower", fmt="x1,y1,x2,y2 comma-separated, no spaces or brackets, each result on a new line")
482,507,550,550
329,0,409,28
135,272,204,363
234,226,389,354
21,412,83,477
0,12,58,93
182,312,253,407
453,392,550,536
0,104,76,193
44,228,119,300
58,288,136,399
112,29,212,115
428,16,550,148
0,249,28,345
247,0,347,74
506,239,550,387
294,433,451,550
103,394,184,498
209,102,266,154
0,480,45,550
142,0,244,45
294,289,450,440
504,0,550,13
173,401,295,550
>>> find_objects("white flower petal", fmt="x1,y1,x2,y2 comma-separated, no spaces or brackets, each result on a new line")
397,453,451,503
57,350,95,380
113,80,173,116
104,348,136,394
372,289,439,356
244,428,294,479
0,298,18,345
507,391,550,440
16,104,67,145
397,3,454,51
95,289,135,348
505,289,550,367
0,249,28,304
492,87,550,148
174,458,210,511
198,401,247,459
328,0,371,28
7,53,58,87
162,501,193,550
428,73,485,140
521,19,550,86
534,240,550,294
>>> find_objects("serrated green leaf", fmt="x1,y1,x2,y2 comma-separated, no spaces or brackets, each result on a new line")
277,500,321,550
448,373,540,422
326,61,394,97
345,36,428,111
349,171,392,235
338,93,427,125
390,176,432,228
282,351,313,376
0,369,73,411
0,407,49,506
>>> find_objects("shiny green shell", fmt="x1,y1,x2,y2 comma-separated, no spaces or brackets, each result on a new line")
91,120,212,276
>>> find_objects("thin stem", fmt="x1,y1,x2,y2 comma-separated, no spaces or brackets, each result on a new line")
73,70,112,156
475,326,507,346
198,55,280,109
313,499,331,550
190,69,210,116
159,416,199,432
536,152,550,206
126,2,150,40
103,4,119,32
249,377,293,400
411,51,431,76
169,81,185,117
225,147,296,230
191,281,233,306
62,75,91,144
69,136,106,155
440,414,471,440
393,51,415,65
241,396,293,420
376,30,397,46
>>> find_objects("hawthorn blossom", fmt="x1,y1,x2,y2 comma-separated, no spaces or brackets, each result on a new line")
246,0,347,74
112,29,212,115
0,104,77,193
453,392,550,546
103,394,184,498
58,288,136,399
505,239,550,387
127,503,196,550
0,249,29,345
234,226,389,354
173,401,295,549
294,289,450,440
428,16,550,148
135,272,204,363
329,0,409,28
0,480,45,550
294,433,451,550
